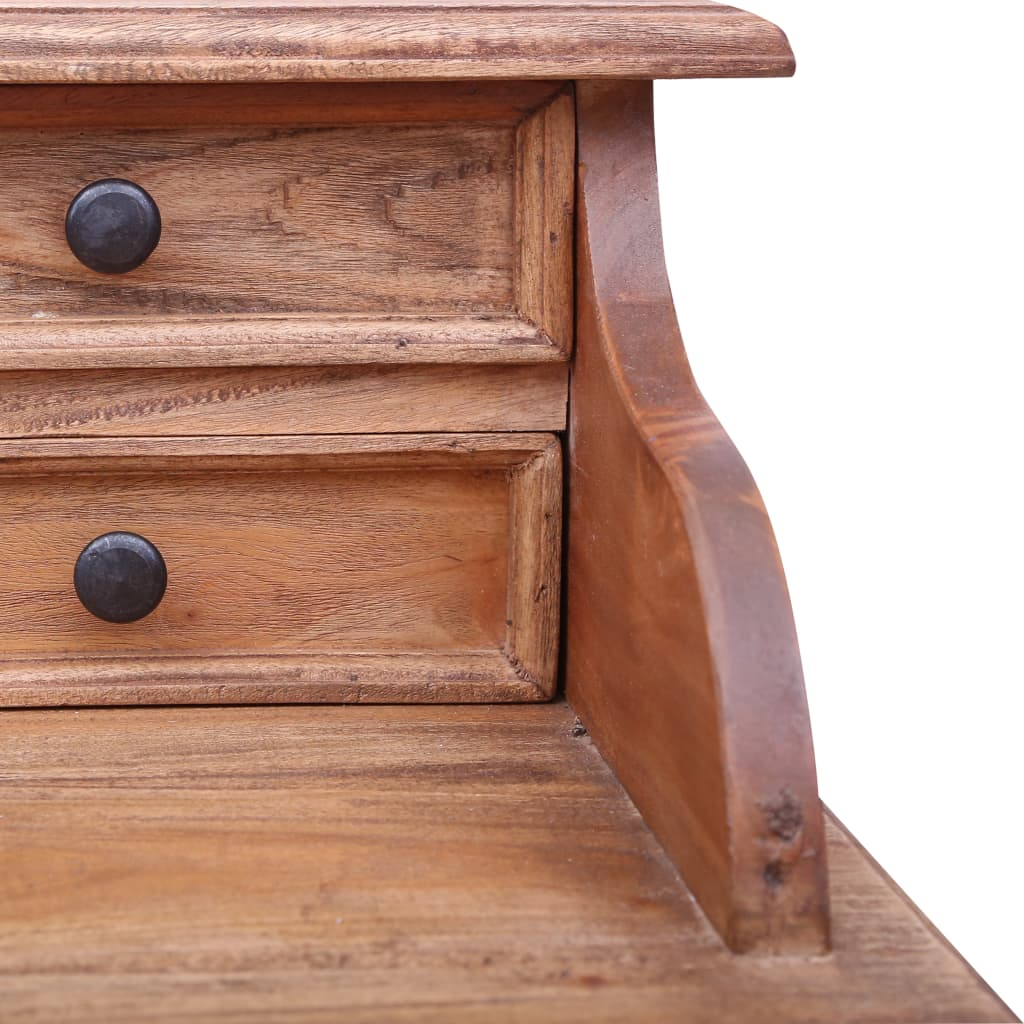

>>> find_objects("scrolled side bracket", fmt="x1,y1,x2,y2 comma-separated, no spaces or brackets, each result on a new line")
566,80,830,955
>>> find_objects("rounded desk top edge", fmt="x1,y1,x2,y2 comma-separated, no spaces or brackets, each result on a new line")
0,0,795,84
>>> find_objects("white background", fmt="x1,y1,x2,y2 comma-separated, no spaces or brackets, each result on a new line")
655,0,1023,1014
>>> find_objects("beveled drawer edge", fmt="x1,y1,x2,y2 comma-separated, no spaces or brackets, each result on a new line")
0,314,565,371
0,431,557,467
0,651,540,707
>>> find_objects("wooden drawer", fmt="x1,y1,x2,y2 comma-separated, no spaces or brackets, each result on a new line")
0,434,561,706
0,83,573,370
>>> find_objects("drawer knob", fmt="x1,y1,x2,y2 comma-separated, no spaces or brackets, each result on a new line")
74,531,168,624
65,179,162,274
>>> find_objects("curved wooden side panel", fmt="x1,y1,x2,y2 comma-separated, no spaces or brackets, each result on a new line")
566,80,829,954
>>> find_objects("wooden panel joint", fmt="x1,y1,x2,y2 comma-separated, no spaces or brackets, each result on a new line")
514,85,575,358
503,436,562,697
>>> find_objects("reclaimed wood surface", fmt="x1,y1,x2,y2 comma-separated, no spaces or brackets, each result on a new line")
515,89,575,355
0,701,1012,1023
1,122,516,318
0,433,561,705
0,83,573,368
0,1,795,84
0,363,568,436
0,81,565,127
566,79,827,954
0,316,561,370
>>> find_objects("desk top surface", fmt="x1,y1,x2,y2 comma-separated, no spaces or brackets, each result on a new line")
0,0,794,83
1,701,1012,1022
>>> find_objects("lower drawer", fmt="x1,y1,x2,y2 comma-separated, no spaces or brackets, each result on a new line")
0,434,561,706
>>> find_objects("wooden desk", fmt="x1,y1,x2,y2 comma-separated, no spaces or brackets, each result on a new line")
0,1,1013,1018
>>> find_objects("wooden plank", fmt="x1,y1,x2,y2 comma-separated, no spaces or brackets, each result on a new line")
0,364,568,436
0,433,561,705
566,80,828,954
0,2,796,84
0,701,1012,1023
0,653,530,705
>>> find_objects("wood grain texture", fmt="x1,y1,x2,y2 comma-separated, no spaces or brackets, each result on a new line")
0,1,796,84
566,80,828,954
505,439,562,688
0,701,1013,1023
0,433,561,705
0,81,566,128
0,83,572,368
0,316,561,369
0,363,568,436
1,121,515,318
515,88,575,354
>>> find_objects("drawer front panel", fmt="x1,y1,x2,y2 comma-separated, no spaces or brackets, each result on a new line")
3,122,513,319
0,434,561,705
0,83,574,369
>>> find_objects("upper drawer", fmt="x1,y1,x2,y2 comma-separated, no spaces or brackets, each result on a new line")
0,83,573,369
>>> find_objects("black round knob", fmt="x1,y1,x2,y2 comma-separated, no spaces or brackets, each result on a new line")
74,531,168,624
65,178,161,274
